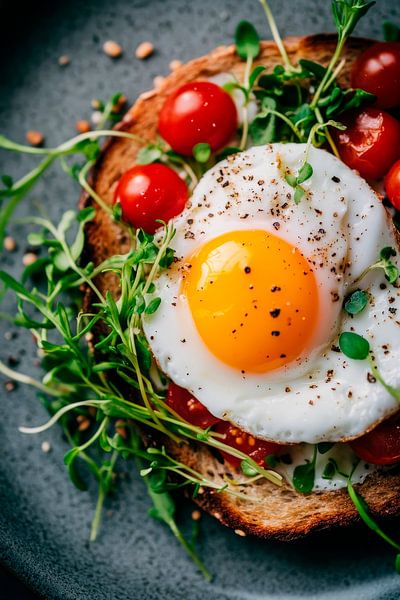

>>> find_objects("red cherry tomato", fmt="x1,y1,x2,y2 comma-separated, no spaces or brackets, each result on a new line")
215,421,284,469
166,383,220,429
351,42,400,109
158,81,238,156
114,163,188,233
350,412,400,465
333,107,400,180
385,159,400,210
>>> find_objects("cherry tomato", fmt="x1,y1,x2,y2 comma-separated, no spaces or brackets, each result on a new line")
333,107,400,180
166,383,220,429
158,81,238,156
114,163,188,233
215,421,284,469
351,42,400,109
350,412,400,465
385,159,400,210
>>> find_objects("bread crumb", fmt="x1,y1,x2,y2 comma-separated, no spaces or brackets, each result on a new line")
191,510,201,521
103,40,123,58
169,59,182,71
26,130,44,147
22,252,37,266
197,486,205,495
41,441,51,453
4,236,16,252
58,55,70,66
153,75,165,89
75,120,91,133
135,41,154,59
234,529,246,537
4,381,16,392
140,89,157,100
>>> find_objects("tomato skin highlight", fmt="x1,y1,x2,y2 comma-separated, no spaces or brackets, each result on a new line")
215,421,284,469
350,412,400,465
351,42,400,109
385,159,400,211
158,81,238,156
333,107,400,180
166,383,220,430
114,163,188,233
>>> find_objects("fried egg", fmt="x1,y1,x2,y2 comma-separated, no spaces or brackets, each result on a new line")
143,144,400,444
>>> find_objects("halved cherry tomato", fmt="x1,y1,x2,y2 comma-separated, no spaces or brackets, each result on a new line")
350,412,400,465
215,421,284,469
385,159,400,210
351,42,400,109
166,383,220,429
333,107,400,180
158,81,238,156
114,163,188,233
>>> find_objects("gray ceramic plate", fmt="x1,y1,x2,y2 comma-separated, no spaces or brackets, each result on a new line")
1,0,400,598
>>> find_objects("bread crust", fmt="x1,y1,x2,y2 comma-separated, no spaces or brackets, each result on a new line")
81,34,400,539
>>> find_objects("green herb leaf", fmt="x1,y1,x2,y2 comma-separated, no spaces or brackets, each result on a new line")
136,334,152,371
285,174,297,187
1,175,13,189
136,144,163,165
192,142,211,164
297,162,313,184
265,454,278,468
298,59,327,80
293,460,315,493
332,0,376,42
248,65,266,89
145,297,161,315
339,331,370,360
322,458,337,480
235,20,260,60
395,554,400,574
317,442,334,454
241,459,259,477
294,186,305,204
383,20,400,42
344,289,368,315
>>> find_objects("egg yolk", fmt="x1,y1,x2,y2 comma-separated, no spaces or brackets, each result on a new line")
181,230,319,373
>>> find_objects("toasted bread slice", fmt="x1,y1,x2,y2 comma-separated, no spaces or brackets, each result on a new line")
81,34,400,539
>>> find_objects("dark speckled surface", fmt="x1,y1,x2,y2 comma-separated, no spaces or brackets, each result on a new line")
1,1,400,598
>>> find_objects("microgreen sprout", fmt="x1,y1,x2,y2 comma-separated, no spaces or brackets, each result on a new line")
344,289,369,315
356,247,399,285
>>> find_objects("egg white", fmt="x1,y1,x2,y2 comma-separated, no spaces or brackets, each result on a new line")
143,144,400,444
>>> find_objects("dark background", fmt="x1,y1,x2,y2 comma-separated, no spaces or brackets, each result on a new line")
1,0,400,599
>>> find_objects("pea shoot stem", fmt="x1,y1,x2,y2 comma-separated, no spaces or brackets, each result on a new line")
258,0,293,72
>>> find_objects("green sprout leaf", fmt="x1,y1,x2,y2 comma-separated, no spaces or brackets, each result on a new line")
322,458,338,480
317,442,334,454
235,20,260,60
265,454,278,468
339,331,370,360
192,142,211,164
241,459,259,477
297,162,313,184
1,175,13,189
145,297,161,315
136,144,163,165
294,186,305,204
293,460,315,493
344,289,368,315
